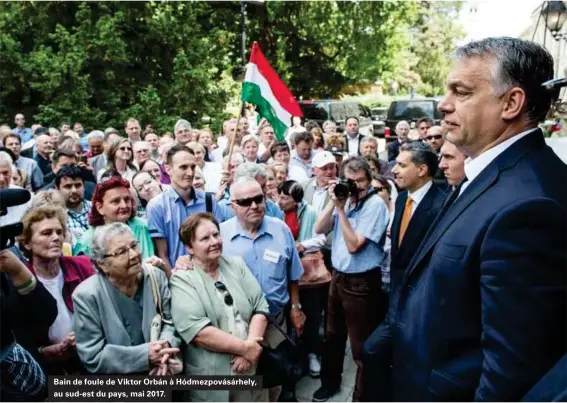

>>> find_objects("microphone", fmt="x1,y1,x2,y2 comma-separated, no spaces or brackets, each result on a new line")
0,188,31,217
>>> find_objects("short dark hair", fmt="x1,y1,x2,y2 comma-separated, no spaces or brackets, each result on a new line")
417,117,434,126
293,131,314,146
399,141,438,177
345,116,359,125
166,144,194,165
342,156,372,181
55,165,84,188
51,149,76,165
3,134,21,145
270,141,290,156
278,180,304,203
456,37,556,123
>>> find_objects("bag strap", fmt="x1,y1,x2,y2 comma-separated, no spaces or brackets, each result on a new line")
266,314,297,347
205,192,213,213
147,267,162,315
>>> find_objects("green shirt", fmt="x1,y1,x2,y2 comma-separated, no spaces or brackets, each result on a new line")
73,217,155,260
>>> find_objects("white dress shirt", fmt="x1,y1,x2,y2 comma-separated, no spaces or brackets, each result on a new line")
310,180,329,215
347,134,360,156
460,128,537,197
202,162,222,193
406,180,433,217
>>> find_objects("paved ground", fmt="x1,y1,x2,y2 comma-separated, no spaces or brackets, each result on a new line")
295,344,356,402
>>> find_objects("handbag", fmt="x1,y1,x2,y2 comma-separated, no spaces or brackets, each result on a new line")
256,313,303,389
299,250,331,288
147,267,183,375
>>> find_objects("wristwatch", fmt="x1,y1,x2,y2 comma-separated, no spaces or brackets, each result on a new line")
291,303,302,310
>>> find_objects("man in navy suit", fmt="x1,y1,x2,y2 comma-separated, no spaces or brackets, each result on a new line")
362,141,446,401
367,37,567,401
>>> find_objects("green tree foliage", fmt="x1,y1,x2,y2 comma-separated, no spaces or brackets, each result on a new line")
1,1,454,131
0,2,239,132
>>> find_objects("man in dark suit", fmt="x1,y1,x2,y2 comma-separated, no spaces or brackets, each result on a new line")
343,116,366,157
362,141,446,401
366,37,567,401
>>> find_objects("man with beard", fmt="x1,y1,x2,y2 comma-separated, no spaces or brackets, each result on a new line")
56,166,92,246
313,156,390,402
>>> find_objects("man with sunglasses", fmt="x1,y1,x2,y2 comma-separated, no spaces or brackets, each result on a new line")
425,126,449,189
312,157,390,402
220,177,305,402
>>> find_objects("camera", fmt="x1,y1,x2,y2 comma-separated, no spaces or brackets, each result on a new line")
333,178,358,200
0,188,31,250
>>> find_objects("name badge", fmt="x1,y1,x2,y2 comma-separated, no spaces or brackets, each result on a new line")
263,249,280,264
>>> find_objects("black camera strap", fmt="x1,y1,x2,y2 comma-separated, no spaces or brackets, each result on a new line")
351,189,377,212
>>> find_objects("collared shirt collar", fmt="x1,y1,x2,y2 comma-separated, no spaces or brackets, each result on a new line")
310,177,328,191
227,216,267,241
464,127,537,184
407,180,432,205
164,185,197,204
291,150,313,164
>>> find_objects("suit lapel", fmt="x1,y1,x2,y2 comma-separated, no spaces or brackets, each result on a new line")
398,185,437,253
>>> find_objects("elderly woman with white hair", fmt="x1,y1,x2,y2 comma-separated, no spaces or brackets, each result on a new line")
174,119,192,146
72,223,181,375
241,134,260,163
387,120,410,162
86,130,104,158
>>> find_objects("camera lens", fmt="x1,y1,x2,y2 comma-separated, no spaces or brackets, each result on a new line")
334,182,350,200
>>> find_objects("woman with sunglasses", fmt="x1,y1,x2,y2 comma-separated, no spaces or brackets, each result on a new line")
97,138,138,184
170,213,269,402
73,223,181,375
73,177,155,260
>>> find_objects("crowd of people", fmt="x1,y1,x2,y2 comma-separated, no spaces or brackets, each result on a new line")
0,36,565,403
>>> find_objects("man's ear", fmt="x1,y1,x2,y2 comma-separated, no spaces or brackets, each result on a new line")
501,87,526,121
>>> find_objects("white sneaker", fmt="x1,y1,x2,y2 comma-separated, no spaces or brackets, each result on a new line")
308,353,321,378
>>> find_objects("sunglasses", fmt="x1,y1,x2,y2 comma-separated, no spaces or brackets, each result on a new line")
426,135,443,141
233,194,264,207
119,146,132,152
214,281,233,306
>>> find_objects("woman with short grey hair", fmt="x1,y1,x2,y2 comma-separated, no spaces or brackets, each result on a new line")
72,223,181,375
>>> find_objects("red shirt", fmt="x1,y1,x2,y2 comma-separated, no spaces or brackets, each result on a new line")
285,210,300,240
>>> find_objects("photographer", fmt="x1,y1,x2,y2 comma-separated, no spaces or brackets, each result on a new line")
312,157,390,402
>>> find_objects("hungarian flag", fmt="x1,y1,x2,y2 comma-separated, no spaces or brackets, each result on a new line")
242,42,303,141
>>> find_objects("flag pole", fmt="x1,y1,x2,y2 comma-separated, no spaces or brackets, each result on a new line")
226,99,245,169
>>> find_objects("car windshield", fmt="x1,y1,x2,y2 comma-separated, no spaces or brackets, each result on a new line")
330,102,360,121
390,101,435,120
301,103,328,121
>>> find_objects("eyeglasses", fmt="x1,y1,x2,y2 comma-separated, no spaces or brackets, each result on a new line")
214,281,233,306
135,149,150,154
233,194,264,207
426,135,443,141
119,146,132,152
103,241,140,258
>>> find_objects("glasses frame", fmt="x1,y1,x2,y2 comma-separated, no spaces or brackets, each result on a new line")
233,194,264,207
103,240,140,258
214,281,234,306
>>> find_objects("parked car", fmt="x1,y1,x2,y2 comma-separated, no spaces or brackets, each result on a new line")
371,106,388,138
385,98,444,133
299,100,374,136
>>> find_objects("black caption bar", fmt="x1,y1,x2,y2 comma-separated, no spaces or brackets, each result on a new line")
48,375,263,402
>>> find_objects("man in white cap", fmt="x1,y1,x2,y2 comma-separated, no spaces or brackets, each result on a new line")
302,151,337,215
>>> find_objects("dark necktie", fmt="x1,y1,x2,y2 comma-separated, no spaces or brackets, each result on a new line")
437,176,469,219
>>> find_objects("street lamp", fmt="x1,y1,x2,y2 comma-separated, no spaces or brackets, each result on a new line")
543,1,567,40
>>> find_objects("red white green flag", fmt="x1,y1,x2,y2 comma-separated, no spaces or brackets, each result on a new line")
241,42,303,141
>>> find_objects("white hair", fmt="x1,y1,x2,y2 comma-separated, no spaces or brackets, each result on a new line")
87,130,104,142
234,162,268,181
222,152,244,165
0,151,14,168
230,176,261,197
174,119,191,133
360,136,378,146
92,223,133,262
133,141,150,152
240,134,259,148
395,121,410,130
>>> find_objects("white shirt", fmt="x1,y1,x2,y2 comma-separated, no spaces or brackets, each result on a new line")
288,164,309,182
202,162,221,193
37,270,73,344
407,180,433,217
210,147,225,164
310,180,329,215
0,185,32,227
460,128,537,197
347,134,360,156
